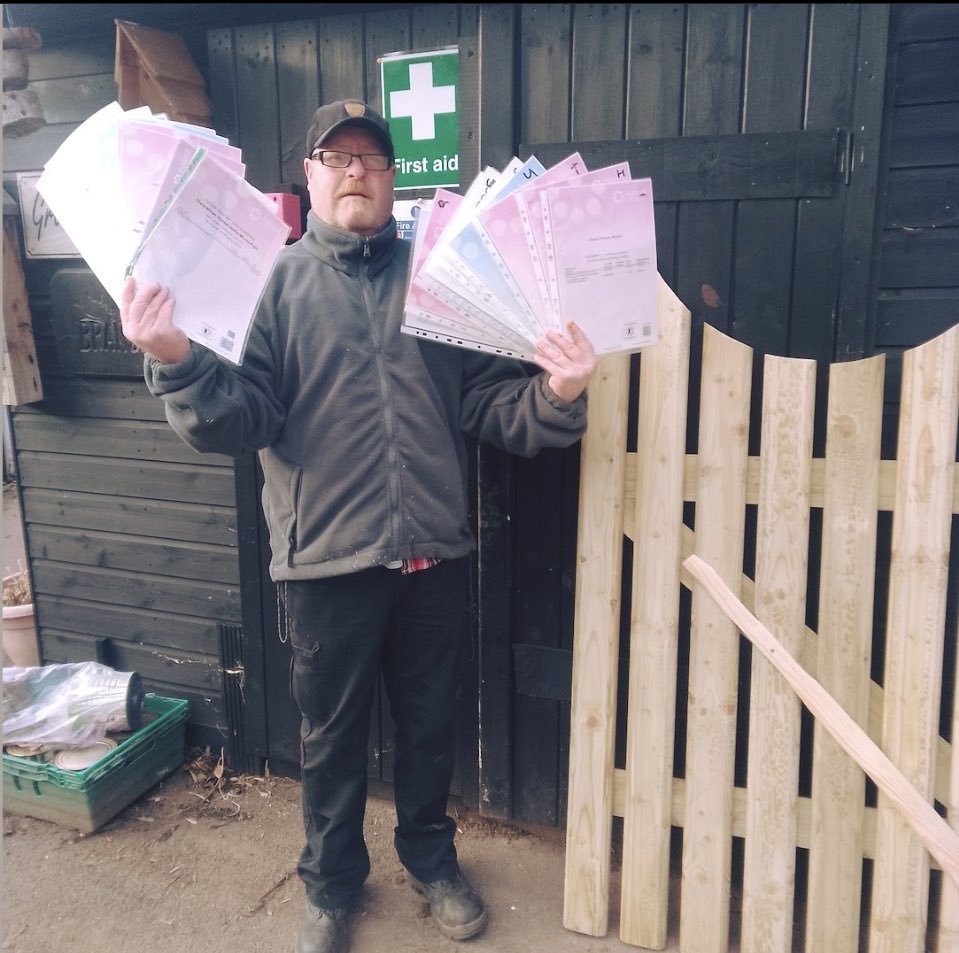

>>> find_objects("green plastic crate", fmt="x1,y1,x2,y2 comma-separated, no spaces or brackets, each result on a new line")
3,693,190,833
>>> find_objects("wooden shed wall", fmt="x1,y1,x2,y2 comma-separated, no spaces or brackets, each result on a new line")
3,2,957,826
874,4,959,437
2,34,246,753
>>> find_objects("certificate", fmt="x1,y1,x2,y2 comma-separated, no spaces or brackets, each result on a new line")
545,177,657,353
36,102,289,365
402,155,658,360
129,152,291,364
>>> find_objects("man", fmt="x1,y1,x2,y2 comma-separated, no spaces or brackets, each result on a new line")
120,99,597,953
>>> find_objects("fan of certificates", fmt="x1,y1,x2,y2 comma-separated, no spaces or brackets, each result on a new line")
36,102,290,365
402,152,659,361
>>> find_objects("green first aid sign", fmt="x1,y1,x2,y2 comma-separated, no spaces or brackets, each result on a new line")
381,48,459,191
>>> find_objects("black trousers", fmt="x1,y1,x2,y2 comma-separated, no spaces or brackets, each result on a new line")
281,557,471,910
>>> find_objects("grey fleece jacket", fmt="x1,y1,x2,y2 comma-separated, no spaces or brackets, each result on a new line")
145,210,587,581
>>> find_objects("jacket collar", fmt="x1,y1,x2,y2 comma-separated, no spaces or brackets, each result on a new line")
300,210,397,277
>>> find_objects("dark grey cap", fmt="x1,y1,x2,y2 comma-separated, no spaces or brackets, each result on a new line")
306,99,393,156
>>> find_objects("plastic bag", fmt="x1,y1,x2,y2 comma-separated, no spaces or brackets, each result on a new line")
2,662,144,750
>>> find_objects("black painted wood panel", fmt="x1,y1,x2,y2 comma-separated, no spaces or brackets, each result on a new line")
876,293,959,347
884,167,959,227
891,103,959,168
879,229,959,288
520,4,572,141
275,20,319,188
40,597,221,655
32,562,240,621
895,38,959,104
234,24,281,192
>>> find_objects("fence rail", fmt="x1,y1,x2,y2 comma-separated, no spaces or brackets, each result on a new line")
563,276,959,953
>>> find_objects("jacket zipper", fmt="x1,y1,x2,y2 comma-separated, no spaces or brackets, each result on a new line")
363,246,402,556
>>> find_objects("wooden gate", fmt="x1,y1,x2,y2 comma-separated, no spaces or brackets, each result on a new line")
563,277,959,953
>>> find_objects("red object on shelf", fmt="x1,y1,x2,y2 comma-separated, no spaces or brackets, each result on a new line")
266,192,303,240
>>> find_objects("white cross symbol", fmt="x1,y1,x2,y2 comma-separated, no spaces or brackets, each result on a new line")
389,62,456,141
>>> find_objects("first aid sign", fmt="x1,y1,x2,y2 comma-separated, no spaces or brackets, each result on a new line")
381,48,459,191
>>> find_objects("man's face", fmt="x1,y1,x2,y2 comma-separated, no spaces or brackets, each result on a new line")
303,126,396,237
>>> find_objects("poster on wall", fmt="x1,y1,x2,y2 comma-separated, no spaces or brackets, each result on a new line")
393,198,428,242
380,47,459,192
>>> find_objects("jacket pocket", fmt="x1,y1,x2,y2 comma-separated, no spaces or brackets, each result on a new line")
286,466,304,567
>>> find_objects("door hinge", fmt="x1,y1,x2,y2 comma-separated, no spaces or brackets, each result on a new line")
839,130,854,186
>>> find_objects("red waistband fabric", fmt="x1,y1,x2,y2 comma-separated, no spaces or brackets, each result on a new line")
400,556,441,574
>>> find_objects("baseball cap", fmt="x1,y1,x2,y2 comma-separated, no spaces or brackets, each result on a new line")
306,99,393,157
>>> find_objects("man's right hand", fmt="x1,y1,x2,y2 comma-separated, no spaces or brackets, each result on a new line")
120,276,192,365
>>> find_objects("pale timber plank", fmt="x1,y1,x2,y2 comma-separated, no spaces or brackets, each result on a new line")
931,325,959,953
563,352,631,937
620,278,691,948
741,354,816,953
625,455,958,515
806,354,884,953
871,324,959,953
613,770,887,861
674,522,956,814
679,325,752,953
683,553,959,887
2,216,43,406
939,608,959,953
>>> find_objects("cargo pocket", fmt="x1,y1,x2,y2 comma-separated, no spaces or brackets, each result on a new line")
288,629,328,722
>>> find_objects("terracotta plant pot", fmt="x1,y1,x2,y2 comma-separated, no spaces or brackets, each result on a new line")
3,574,39,667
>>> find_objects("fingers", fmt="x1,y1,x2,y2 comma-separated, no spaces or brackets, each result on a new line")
537,331,574,363
531,321,599,403
536,321,596,367
119,279,190,363
562,320,588,347
124,282,171,327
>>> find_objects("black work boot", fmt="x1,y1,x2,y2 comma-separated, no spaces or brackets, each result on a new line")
295,901,352,953
410,870,489,940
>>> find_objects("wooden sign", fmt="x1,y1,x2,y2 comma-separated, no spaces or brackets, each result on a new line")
49,268,141,378
16,172,81,259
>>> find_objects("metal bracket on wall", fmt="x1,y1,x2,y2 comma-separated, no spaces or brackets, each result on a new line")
217,622,258,774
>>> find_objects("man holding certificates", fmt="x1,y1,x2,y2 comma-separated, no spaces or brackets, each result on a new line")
120,98,596,953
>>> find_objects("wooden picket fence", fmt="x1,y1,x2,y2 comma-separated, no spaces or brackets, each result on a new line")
563,276,959,953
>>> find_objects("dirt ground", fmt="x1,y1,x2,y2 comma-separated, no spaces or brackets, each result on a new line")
2,482,680,953
2,745,684,953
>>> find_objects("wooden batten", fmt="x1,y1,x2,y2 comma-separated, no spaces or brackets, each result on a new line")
114,19,210,126
4,48,30,90
2,215,43,407
2,24,45,139
2,88,45,138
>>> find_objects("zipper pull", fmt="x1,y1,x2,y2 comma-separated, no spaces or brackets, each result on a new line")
363,239,371,259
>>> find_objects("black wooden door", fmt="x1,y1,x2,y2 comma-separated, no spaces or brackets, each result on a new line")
491,5,890,828
224,4,890,827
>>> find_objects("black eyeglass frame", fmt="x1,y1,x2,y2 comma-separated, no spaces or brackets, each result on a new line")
309,149,395,171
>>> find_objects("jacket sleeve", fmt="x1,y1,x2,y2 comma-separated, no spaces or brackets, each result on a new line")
144,317,286,458
457,352,587,457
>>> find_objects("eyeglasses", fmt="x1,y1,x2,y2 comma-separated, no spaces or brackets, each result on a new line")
310,150,394,171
